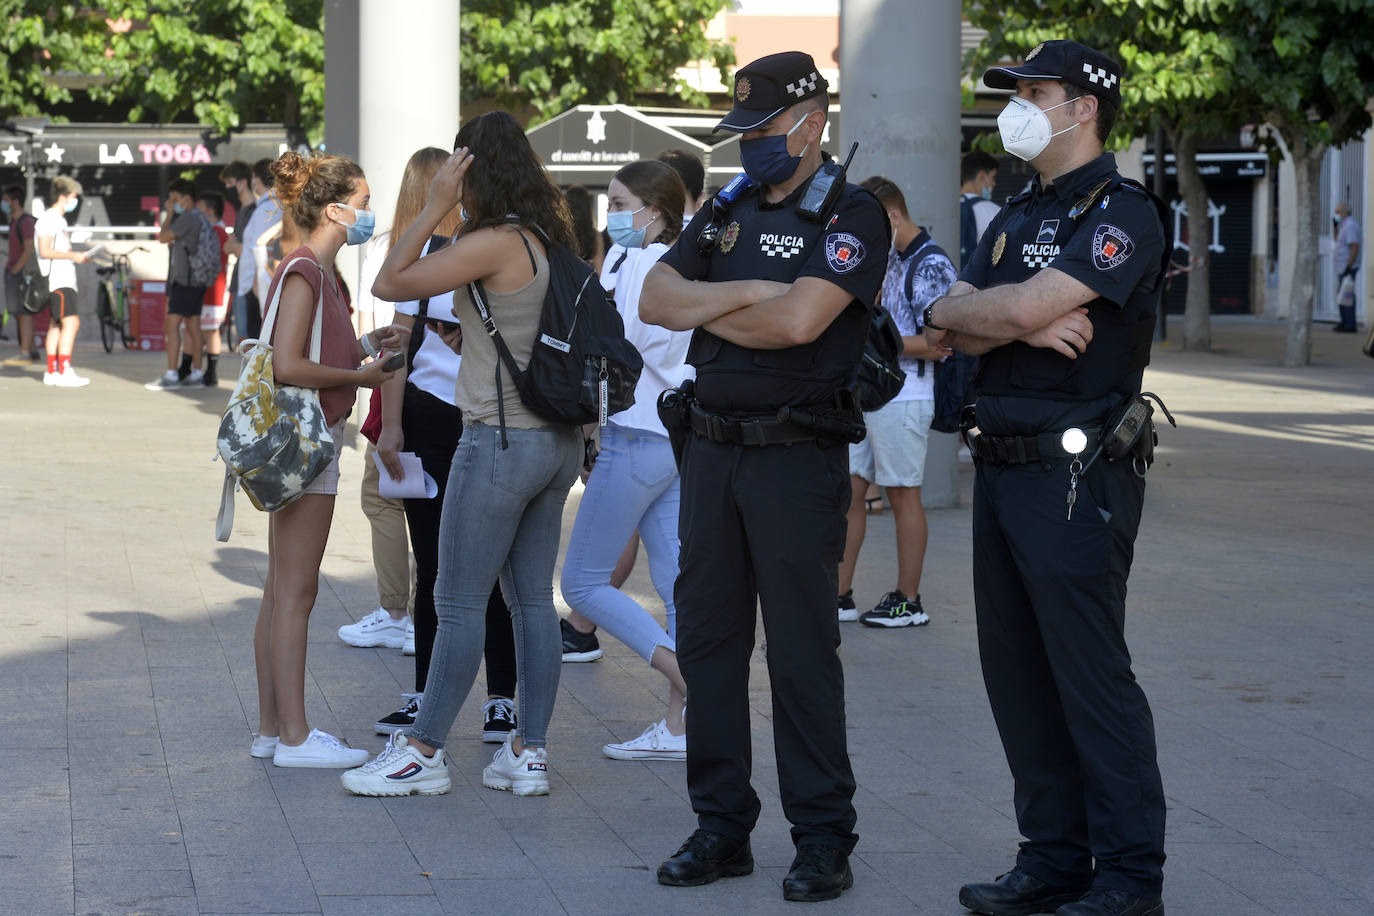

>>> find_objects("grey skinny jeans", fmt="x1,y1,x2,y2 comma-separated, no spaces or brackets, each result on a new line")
409,420,581,750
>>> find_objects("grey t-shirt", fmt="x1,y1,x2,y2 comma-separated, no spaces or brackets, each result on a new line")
167,209,202,286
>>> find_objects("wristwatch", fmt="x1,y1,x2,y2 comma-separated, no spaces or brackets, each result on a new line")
922,298,945,331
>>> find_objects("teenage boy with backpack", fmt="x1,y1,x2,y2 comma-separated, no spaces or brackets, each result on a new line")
148,179,219,389
836,177,956,627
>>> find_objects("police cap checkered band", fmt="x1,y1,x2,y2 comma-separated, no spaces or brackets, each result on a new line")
715,51,830,133
983,40,1122,109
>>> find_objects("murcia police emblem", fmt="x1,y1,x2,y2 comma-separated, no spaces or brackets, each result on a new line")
1092,223,1135,270
991,231,1007,266
736,77,752,102
720,220,740,254
825,232,865,273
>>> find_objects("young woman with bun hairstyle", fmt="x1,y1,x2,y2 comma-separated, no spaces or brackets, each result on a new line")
562,160,695,761
250,151,409,769
344,112,582,798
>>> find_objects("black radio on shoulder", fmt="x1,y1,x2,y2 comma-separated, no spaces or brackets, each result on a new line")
798,142,858,222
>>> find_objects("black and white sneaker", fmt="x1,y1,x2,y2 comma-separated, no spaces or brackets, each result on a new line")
481,697,517,743
375,692,422,735
560,617,603,662
859,591,930,628
838,589,859,622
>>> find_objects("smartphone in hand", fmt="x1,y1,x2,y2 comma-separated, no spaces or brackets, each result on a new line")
381,351,406,372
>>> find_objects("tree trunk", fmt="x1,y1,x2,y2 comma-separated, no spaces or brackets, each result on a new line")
1283,136,1326,367
1173,130,1212,351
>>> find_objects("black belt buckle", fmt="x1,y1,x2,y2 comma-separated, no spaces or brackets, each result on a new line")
736,418,768,446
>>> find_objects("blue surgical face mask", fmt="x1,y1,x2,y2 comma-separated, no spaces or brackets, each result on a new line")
981,186,993,201
739,112,812,186
607,205,656,249
333,203,375,245
172,202,186,215
0,201,9,216
64,197,79,214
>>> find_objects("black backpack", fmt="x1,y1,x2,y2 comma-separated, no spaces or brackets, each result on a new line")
467,220,643,447
855,304,906,411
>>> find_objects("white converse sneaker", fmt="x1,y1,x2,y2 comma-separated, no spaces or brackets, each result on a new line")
341,731,450,797
272,728,369,768
54,367,90,387
402,618,416,656
337,608,409,648
250,734,278,758
482,734,550,796
603,719,687,761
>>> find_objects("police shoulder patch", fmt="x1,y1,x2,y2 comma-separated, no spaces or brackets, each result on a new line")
825,232,865,273
1092,223,1134,270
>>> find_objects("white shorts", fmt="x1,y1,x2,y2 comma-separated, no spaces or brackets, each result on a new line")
302,419,347,497
848,398,933,488
201,300,228,331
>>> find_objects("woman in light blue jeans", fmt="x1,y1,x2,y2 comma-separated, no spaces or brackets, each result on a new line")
415,421,580,752
561,160,693,761
343,112,585,799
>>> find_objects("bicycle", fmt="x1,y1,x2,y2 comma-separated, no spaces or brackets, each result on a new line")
93,247,147,353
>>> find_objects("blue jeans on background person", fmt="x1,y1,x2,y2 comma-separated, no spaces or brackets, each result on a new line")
408,420,581,751
561,423,682,661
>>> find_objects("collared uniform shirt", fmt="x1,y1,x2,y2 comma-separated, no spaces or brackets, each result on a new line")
961,152,1165,432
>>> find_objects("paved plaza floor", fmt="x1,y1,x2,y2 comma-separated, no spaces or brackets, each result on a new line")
0,316,1370,915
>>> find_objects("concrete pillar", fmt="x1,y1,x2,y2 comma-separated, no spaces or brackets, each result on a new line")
839,0,962,508
324,0,461,296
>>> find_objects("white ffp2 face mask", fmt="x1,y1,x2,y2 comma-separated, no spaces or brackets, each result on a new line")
997,95,1078,162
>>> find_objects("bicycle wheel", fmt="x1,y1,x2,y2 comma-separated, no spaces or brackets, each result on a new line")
119,289,135,349
96,284,115,353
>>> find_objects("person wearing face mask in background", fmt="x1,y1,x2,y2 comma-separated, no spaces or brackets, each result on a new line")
248,151,407,768
959,150,1001,270
33,175,92,387
640,51,888,903
147,179,214,389
560,160,692,762
920,41,1170,916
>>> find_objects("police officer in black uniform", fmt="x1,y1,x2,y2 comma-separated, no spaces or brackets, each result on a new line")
922,42,1169,916
640,51,888,903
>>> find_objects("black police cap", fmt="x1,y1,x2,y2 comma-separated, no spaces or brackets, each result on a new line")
715,51,829,133
983,40,1122,110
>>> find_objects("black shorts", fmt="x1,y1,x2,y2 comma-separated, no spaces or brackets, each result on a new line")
47,287,79,321
167,282,207,317
4,271,22,316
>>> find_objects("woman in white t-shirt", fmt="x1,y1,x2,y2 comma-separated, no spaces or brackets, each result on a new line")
560,160,694,761
362,147,519,744
34,175,91,387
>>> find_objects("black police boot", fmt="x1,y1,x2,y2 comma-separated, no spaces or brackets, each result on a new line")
957,867,1090,915
782,844,853,902
657,829,753,886
1056,888,1164,915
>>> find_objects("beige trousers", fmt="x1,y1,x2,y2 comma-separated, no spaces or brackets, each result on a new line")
361,442,412,611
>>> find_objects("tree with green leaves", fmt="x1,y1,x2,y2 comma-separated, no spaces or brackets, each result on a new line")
81,1,326,142
964,0,1259,353
0,1,110,118
461,0,734,122
1228,0,1374,366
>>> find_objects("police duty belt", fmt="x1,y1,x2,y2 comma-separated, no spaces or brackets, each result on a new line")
688,403,819,446
970,427,1103,465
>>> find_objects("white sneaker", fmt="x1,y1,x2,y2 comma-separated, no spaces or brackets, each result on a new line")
42,371,58,386
482,734,550,796
337,608,410,648
603,719,687,761
250,734,278,758
145,370,180,390
181,369,204,386
402,618,416,656
53,367,90,388
341,731,451,797
272,728,369,768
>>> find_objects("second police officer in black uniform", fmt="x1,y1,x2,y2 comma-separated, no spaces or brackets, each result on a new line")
923,42,1170,916
641,51,888,903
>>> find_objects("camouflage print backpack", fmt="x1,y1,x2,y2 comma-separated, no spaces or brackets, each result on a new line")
214,257,335,541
